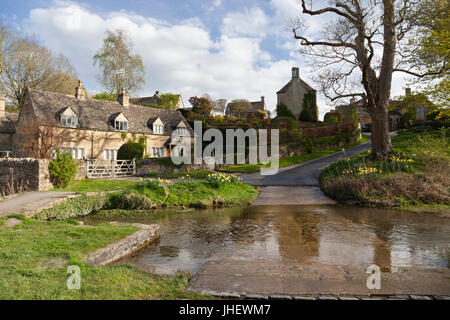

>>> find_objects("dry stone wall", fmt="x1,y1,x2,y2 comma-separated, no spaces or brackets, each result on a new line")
0,158,53,192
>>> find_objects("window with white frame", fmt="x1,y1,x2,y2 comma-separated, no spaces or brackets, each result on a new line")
63,147,85,160
176,127,188,137
115,120,128,132
61,115,78,128
153,124,164,135
103,149,118,160
151,147,165,158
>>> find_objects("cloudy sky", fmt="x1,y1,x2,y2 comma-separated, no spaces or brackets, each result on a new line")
2,0,412,119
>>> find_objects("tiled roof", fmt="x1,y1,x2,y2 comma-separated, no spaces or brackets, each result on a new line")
277,78,316,94
0,112,19,133
27,90,192,135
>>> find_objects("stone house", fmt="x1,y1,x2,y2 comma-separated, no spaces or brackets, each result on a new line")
225,97,267,118
336,88,433,130
277,67,317,119
130,91,185,109
10,81,192,161
0,96,18,157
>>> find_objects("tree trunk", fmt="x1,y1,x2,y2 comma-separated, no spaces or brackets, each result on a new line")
371,110,392,159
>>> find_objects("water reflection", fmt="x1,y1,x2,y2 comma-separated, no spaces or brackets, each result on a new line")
82,205,450,275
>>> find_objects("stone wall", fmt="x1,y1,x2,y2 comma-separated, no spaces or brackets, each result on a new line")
0,158,53,193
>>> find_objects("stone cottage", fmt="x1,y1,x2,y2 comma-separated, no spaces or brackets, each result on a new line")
277,67,317,119
226,96,267,118
130,91,185,109
0,96,18,157
11,81,192,160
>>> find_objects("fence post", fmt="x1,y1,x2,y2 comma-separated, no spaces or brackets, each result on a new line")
133,159,136,176
112,160,115,179
85,159,88,178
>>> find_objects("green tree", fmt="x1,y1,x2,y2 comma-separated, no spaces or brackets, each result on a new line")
94,29,145,95
92,92,118,101
403,0,449,107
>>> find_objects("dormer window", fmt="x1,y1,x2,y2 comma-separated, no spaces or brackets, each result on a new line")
113,112,129,132
61,115,78,128
115,121,128,131
176,127,188,137
175,121,189,137
60,107,78,128
151,117,164,135
153,124,164,135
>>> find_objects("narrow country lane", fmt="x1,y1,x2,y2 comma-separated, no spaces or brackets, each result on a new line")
242,137,372,205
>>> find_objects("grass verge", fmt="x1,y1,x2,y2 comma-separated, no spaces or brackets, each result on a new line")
320,129,450,211
53,179,137,193
0,215,206,299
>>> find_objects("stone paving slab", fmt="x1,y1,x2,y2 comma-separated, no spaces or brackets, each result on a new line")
253,186,336,206
188,259,450,297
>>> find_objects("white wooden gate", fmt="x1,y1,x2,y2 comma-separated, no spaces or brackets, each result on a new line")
86,160,136,179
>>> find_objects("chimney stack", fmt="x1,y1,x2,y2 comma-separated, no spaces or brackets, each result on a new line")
405,88,412,96
292,67,299,79
75,80,85,100
261,96,266,110
0,96,5,118
118,87,129,107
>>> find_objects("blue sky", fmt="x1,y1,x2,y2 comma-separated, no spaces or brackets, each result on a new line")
1,0,411,118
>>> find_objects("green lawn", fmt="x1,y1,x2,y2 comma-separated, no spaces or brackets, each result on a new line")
54,179,137,193
217,135,369,174
0,215,206,300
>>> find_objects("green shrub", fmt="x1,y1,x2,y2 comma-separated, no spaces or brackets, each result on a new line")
299,109,314,122
34,195,110,221
117,142,144,160
48,149,78,188
112,193,153,210
276,104,295,119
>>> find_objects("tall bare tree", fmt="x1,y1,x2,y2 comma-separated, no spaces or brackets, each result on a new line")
94,29,145,95
0,35,78,108
292,0,426,159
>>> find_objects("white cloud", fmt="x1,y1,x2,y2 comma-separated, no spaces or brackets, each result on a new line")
23,1,302,116
221,7,270,38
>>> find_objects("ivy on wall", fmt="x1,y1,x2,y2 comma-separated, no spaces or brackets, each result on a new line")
302,91,318,121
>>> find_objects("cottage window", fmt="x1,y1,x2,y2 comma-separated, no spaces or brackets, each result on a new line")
104,149,118,160
61,115,78,128
63,147,85,160
153,124,164,135
115,121,128,132
151,147,165,158
176,127,188,137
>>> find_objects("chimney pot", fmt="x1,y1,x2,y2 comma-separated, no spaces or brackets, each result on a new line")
0,96,5,118
118,87,129,107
